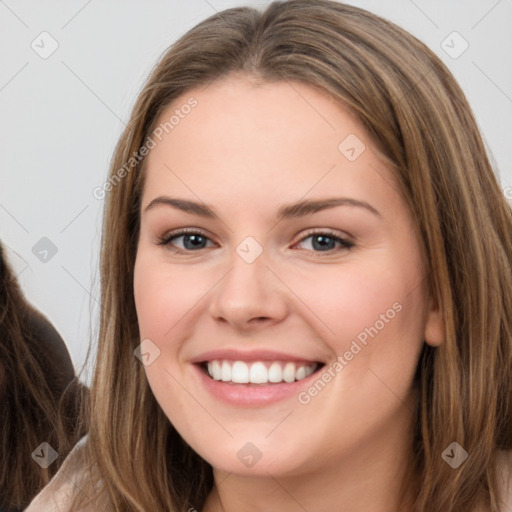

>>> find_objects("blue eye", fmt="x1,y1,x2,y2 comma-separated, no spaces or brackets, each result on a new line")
296,231,354,252
157,229,354,254
157,229,214,251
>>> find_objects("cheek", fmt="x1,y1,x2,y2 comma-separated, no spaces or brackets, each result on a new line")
133,256,205,342
303,261,423,343
133,256,204,429
291,253,426,392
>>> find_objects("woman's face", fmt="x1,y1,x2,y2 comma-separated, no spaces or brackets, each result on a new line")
134,74,443,477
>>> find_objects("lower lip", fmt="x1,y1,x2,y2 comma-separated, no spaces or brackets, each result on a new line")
192,363,322,407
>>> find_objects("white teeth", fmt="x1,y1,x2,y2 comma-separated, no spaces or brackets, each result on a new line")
221,361,231,382
295,365,306,381
249,362,268,384
231,361,249,383
268,362,282,383
305,364,315,377
211,360,222,380
283,362,296,383
205,360,318,384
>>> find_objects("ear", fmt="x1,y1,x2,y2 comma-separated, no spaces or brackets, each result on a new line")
424,293,445,347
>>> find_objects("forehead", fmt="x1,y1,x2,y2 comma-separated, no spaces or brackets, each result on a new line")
152,74,362,144
141,75,398,212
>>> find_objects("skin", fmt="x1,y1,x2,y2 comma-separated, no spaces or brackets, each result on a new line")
133,73,444,512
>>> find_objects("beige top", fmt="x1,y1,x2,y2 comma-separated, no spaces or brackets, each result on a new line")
24,436,103,512
26,438,512,511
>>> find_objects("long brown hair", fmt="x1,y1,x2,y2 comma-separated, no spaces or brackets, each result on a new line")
0,241,88,510
72,1,512,510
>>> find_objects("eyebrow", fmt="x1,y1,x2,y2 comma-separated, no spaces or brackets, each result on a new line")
143,196,381,220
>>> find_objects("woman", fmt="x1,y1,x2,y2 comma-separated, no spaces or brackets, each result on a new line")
0,241,88,511
26,0,512,510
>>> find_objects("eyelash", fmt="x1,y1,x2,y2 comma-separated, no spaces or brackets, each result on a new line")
156,227,355,255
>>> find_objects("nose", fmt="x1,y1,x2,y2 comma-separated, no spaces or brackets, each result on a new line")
208,244,289,333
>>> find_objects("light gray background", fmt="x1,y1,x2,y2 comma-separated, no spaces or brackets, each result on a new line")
1,0,511,385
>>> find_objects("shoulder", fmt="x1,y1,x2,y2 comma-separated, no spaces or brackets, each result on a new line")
496,449,512,511
24,436,94,512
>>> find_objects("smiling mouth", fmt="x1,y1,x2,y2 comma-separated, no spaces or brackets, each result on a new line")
199,360,325,385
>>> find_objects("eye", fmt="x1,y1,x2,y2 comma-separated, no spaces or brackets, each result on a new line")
294,229,354,253
156,228,215,252
156,228,355,254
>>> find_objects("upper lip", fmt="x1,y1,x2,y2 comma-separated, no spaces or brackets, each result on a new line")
190,348,325,365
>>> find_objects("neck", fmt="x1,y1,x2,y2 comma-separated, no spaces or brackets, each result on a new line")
202,390,419,512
